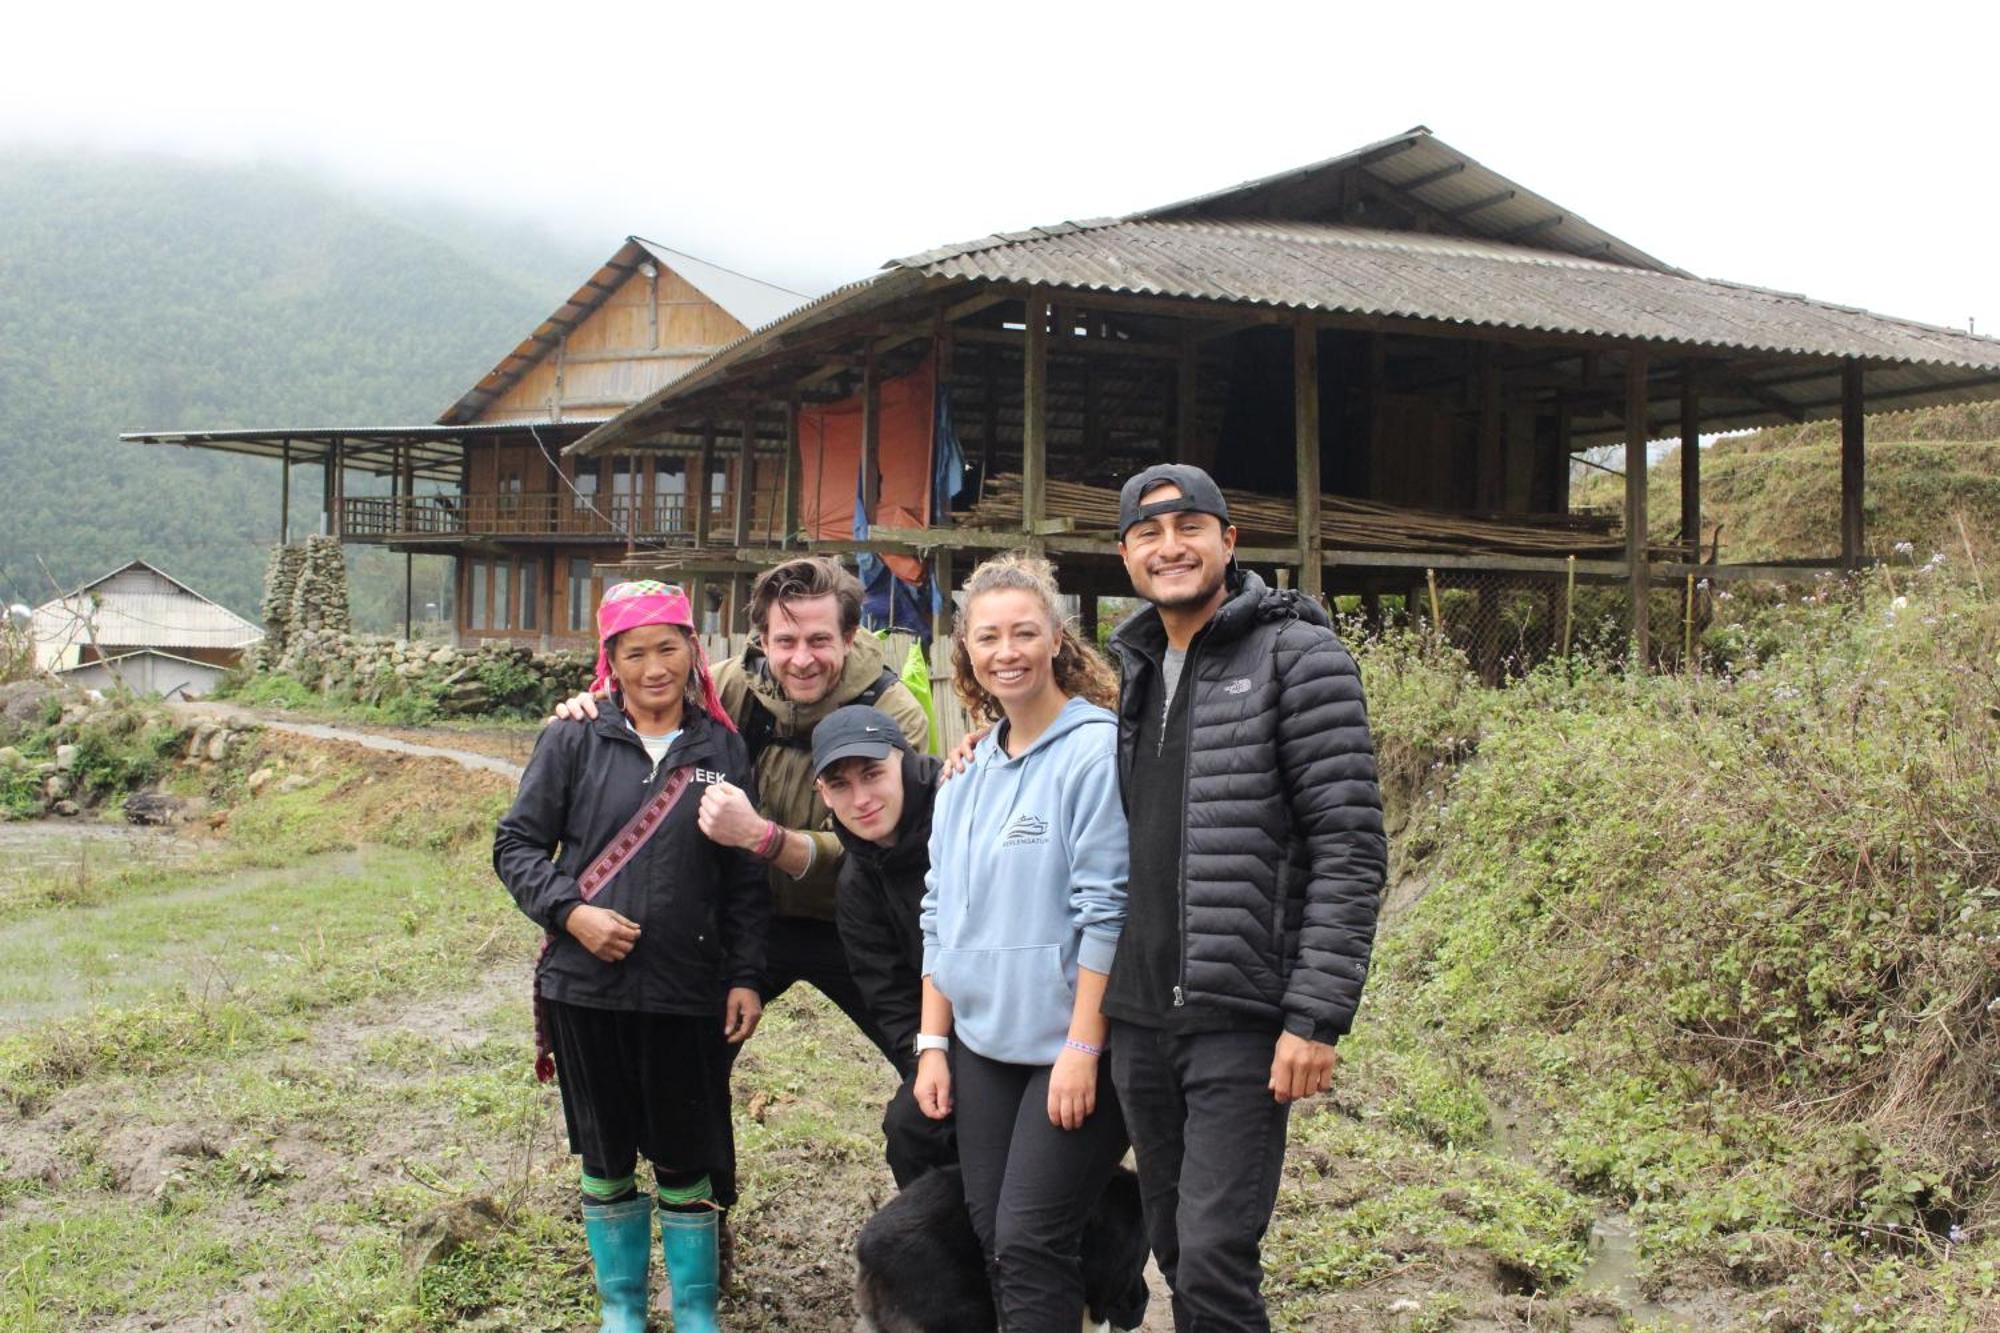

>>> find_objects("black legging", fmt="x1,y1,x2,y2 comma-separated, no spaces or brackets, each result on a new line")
953,1045,1130,1330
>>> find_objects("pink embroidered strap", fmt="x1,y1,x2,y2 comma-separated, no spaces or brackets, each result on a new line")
534,766,696,1083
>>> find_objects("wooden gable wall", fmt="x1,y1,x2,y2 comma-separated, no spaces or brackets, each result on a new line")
478,265,754,424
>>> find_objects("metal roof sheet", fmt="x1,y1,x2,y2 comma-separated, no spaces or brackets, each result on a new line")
1137,125,1682,275
31,561,262,667
907,219,2000,372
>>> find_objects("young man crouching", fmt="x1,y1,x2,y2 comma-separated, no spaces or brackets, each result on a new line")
811,705,955,1185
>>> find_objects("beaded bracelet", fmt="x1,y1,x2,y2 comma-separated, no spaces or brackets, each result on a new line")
1064,1038,1103,1057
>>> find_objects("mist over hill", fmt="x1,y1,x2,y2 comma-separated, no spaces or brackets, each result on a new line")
0,153,595,620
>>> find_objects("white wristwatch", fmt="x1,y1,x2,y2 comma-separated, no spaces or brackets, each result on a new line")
914,1033,950,1055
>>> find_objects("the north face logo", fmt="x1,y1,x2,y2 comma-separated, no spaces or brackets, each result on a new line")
1001,814,1049,846
1223,678,1253,696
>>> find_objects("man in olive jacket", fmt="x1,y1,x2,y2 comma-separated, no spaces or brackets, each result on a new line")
1101,464,1386,1332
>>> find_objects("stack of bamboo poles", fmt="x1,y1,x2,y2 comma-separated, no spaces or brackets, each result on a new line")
960,474,1631,557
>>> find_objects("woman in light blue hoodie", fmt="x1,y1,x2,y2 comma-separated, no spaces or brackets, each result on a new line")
915,551,1132,1329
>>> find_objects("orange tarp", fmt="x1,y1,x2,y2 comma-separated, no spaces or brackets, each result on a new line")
796,356,935,584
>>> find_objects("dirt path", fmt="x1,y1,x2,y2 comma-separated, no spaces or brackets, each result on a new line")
169,701,528,780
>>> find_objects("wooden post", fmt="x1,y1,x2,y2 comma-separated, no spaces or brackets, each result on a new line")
1625,351,1651,663
731,412,756,626
330,438,346,538
1294,319,1323,597
935,547,955,639
279,439,291,545
982,348,999,480
861,344,881,524
691,424,714,619
404,553,414,641
734,415,756,546
781,394,800,548
1680,364,1701,560
1023,296,1049,549
1841,360,1866,568
1079,593,1100,644
694,425,714,548
1175,324,1199,464
1476,345,1502,512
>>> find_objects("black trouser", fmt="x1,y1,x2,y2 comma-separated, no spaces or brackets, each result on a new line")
761,915,900,1064
1108,1021,1290,1333
955,1044,1130,1331
882,1068,958,1186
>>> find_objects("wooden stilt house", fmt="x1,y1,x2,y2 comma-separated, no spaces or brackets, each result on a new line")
570,127,2000,662
124,239,807,646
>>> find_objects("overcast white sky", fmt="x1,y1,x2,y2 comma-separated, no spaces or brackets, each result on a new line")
6,1,1996,333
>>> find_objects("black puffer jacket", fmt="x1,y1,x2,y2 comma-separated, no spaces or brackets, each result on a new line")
494,704,770,1015
832,750,941,1077
1109,570,1385,1042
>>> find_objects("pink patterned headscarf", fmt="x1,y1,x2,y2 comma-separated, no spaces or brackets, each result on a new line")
593,580,735,731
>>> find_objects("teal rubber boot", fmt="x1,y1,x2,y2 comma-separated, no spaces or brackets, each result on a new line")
659,1205,721,1332
581,1196,653,1333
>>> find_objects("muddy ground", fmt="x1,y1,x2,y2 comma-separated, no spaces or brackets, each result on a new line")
0,719,1758,1330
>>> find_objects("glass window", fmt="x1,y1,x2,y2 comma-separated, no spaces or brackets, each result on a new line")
569,559,593,633
520,562,540,632
495,563,513,631
573,459,599,511
710,465,729,515
468,562,488,631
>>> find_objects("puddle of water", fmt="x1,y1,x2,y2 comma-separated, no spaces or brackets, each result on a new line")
0,820,199,909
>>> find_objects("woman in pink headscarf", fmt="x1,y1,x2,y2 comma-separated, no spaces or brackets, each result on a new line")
496,580,769,1333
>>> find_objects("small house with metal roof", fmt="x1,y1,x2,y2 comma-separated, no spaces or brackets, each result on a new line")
126,238,808,646
31,559,263,698
570,127,2000,665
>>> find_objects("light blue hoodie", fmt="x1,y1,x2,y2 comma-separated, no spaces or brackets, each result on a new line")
921,696,1129,1065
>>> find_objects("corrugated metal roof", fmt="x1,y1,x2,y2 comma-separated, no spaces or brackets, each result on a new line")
572,129,2000,455
122,419,605,478
906,219,2000,372
31,561,261,669
438,239,810,427
632,238,810,331
1136,125,1682,275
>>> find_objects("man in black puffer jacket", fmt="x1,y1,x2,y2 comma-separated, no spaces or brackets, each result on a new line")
1100,464,1386,1332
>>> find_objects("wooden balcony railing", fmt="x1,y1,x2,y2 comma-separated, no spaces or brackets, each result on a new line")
342,491,786,543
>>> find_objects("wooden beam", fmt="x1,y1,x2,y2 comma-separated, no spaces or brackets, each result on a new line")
1023,296,1049,548
1680,363,1701,558
280,439,291,545
781,394,800,549
955,324,1183,361
1295,318,1323,596
1842,360,1865,567
861,343,881,522
1625,352,1651,663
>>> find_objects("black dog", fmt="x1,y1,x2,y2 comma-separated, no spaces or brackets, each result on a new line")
855,1164,1150,1332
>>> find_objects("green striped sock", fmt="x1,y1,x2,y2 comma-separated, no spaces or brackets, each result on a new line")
656,1174,713,1211
580,1170,638,1203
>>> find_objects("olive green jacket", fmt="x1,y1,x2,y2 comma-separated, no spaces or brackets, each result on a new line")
715,632,930,921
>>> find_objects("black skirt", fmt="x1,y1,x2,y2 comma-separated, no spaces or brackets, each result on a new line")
545,998,736,1200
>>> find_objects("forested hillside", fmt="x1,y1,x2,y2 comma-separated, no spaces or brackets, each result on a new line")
0,154,593,621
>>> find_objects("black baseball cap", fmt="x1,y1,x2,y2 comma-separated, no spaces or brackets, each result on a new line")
811,705,911,777
1117,463,1231,538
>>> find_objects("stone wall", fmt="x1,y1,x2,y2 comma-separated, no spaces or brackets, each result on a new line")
277,630,591,718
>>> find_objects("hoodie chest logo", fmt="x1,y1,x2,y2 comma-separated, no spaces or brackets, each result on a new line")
1001,814,1050,848
693,768,730,786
